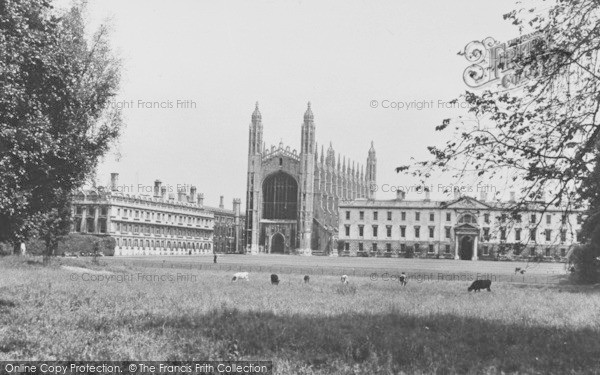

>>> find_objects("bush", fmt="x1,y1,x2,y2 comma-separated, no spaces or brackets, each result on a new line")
404,246,415,258
568,244,600,284
25,234,116,256
0,242,14,256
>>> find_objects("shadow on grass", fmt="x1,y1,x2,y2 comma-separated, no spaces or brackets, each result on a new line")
130,308,599,374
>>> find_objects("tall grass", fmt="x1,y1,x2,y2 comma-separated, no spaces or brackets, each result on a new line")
0,256,599,374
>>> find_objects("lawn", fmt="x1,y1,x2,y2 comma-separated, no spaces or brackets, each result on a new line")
1,255,599,374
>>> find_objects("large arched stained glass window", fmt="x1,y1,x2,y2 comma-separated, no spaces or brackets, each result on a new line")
262,172,298,220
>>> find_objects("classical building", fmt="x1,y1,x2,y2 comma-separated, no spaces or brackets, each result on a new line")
338,190,584,260
71,173,215,256
204,195,245,254
245,102,377,255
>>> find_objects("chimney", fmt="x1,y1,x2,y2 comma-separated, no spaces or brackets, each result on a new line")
154,180,162,198
190,186,197,203
110,173,119,191
178,188,187,202
540,190,546,202
480,191,487,201
424,187,430,201
161,186,167,199
198,193,204,206
396,189,406,201
219,195,224,209
509,191,516,202
168,193,175,201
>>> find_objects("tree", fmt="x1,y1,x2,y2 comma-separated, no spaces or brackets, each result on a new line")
398,1,600,244
0,0,122,261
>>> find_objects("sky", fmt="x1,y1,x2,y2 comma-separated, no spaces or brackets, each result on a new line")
57,0,545,208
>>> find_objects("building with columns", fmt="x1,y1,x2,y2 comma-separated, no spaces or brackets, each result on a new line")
71,173,215,256
245,102,377,255
338,190,584,260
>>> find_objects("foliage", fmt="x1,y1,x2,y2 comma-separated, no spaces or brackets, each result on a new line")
398,1,600,235
568,244,600,283
0,0,122,258
25,233,116,256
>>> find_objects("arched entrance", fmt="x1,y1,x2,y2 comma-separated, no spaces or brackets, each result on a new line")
271,233,285,254
459,236,474,260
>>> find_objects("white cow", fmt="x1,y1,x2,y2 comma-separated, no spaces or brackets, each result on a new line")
232,272,249,282
340,275,349,284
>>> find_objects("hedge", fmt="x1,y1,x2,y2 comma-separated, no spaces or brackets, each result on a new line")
24,234,116,256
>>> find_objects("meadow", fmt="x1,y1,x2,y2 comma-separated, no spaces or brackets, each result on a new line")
1,255,599,374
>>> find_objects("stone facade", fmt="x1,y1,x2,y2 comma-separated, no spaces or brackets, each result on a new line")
205,195,245,254
338,191,584,261
71,174,214,256
245,102,377,255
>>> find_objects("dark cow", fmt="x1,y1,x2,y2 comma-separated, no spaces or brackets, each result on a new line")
468,279,492,292
271,274,280,285
399,272,407,286
304,275,310,283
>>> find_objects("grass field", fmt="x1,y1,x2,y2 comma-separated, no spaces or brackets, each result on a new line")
1,255,599,374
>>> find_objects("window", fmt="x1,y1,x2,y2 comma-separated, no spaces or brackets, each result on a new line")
359,211,364,220
484,213,490,224
386,243,392,252
400,226,406,238
529,247,535,256
358,243,364,251
400,243,406,252
415,212,421,221
483,227,490,241
483,245,489,255
446,212,451,221
386,225,392,237
414,226,420,238
515,214,522,223
100,207,107,216
545,229,551,242
560,248,566,257
359,225,364,237
500,214,507,223
428,244,434,253
530,229,536,241
372,243,378,252
414,243,420,252
387,211,392,220
373,211,378,220
445,244,450,253
531,214,537,223
560,230,566,243
515,228,521,241
76,206,83,215
429,227,434,238
401,212,406,221
561,215,567,224
546,215,551,225
577,215,583,224
545,247,550,257
344,242,349,251
445,227,451,239
345,225,350,236
345,211,350,220
372,225,378,237
577,231,582,242
429,213,434,221
500,227,506,241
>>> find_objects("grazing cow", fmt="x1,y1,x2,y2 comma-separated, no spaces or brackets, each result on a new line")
468,279,492,292
231,272,249,282
341,275,349,284
304,275,310,283
271,274,280,285
399,272,407,286
514,267,521,274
